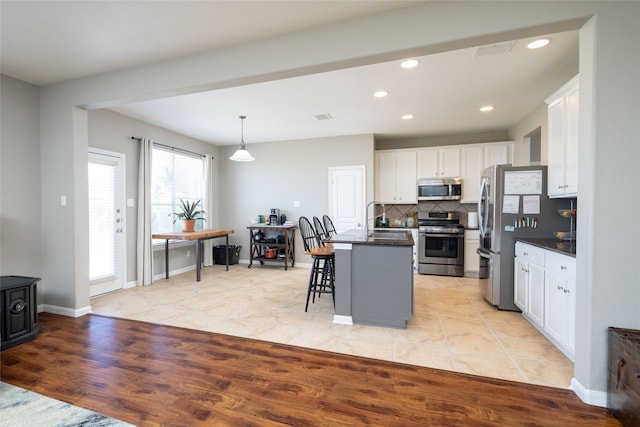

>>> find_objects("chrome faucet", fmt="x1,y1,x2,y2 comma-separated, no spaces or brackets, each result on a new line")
365,201,386,236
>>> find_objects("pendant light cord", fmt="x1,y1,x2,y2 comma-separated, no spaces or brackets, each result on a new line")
239,115,246,148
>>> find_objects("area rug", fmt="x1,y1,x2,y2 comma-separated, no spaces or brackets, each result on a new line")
0,382,135,427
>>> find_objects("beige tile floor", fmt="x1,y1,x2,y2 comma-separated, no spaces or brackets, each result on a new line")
91,264,574,389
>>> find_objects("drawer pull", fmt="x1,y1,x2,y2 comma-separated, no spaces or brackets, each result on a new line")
561,266,567,270
617,358,625,388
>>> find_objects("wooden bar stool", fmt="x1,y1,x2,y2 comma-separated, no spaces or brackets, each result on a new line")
299,216,335,312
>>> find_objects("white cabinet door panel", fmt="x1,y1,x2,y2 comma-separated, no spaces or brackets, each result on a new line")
528,263,545,328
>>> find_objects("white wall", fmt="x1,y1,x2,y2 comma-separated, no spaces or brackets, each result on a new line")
5,1,639,404
87,110,372,274
0,75,42,304
88,109,220,281
218,134,374,264
509,102,549,166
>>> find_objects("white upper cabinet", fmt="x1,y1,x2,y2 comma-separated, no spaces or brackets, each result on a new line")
546,75,579,198
375,141,512,205
417,147,461,179
484,143,511,169
461,145,484,204
460,142,513,204
375,150,417,204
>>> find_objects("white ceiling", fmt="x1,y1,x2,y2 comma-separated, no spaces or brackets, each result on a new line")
1,1,578,146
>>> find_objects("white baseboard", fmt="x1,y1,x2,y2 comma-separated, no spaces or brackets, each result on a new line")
43,304,92,318
333,315,353,325
125,280,137,289
570,377,608,407
153,265,195,282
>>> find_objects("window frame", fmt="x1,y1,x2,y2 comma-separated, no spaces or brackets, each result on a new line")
150,145,205,244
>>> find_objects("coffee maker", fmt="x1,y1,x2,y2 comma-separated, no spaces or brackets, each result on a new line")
269,208,280,225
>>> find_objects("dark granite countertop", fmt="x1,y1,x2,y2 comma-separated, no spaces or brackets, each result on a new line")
516,238,576,257
328,229,414,246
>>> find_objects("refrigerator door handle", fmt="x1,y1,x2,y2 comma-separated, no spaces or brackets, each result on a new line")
477,247,492,259
478,176,489,237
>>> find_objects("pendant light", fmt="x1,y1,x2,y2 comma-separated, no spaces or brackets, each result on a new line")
229,115,255,162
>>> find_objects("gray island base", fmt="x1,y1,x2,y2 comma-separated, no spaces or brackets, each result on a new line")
329,229,414,329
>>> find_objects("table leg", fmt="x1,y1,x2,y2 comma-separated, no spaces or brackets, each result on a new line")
195,239,202,282
165,239,169,279
225,234,229,271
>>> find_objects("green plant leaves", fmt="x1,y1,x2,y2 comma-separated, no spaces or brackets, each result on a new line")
169,199,206,223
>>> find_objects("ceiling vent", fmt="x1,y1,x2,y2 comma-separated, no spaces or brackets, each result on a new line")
473,41,515,57
314,113,333,121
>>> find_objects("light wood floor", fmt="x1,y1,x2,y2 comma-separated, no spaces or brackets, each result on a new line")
92,265,574,388
1,313,620,426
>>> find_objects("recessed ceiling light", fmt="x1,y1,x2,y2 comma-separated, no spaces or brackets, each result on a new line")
374,91,388,98
402,114,414,120
527,38,551,49
480,105,494,112
401,59,419,69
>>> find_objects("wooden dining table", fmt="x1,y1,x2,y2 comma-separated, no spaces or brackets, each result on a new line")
152,229,234,282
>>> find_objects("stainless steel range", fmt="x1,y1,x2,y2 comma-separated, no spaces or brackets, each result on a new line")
418,211,464,277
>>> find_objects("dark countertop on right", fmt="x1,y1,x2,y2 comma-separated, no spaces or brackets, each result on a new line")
516,238,576,257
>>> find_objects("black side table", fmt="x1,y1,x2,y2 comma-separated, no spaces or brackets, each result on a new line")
1,276,41,350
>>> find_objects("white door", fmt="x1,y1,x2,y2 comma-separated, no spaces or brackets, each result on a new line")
328,166,365,233
88,149,126,297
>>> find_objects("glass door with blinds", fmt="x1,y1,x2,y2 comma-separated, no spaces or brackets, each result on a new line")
88,149,126,297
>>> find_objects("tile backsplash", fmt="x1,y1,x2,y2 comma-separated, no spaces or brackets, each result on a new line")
378,198,577,229
376,201,477,228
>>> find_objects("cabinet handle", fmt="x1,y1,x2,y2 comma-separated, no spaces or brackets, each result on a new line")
564,289,570,294
524,252,528,256
558,185,564,189
557,285,563,290
561,266,567,270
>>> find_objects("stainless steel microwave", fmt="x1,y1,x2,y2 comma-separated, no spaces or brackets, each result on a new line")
417,178,462,201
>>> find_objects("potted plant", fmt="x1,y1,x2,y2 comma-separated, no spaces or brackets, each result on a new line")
170,199,206,232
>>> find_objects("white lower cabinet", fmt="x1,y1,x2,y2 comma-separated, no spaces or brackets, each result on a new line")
514,242,575,360
514,242,545,328
544,252,576,358
464,229,480,277
528,264,545,328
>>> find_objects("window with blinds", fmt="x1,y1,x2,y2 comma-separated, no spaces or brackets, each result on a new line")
151,146,205,236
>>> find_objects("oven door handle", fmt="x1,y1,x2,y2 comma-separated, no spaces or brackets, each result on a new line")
476,247,492,259
422,233,464,239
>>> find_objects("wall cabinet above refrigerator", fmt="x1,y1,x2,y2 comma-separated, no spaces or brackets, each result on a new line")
460,142,513,204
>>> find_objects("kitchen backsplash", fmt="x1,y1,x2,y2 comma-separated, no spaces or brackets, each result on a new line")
378,198,577,229
376,201,476,228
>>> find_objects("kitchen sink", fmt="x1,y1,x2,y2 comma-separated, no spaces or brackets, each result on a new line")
368,232,409,240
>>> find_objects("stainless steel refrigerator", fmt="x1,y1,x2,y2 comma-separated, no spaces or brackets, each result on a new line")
477,165,565,311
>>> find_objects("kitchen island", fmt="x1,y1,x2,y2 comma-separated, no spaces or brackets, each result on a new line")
328,229,414,329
